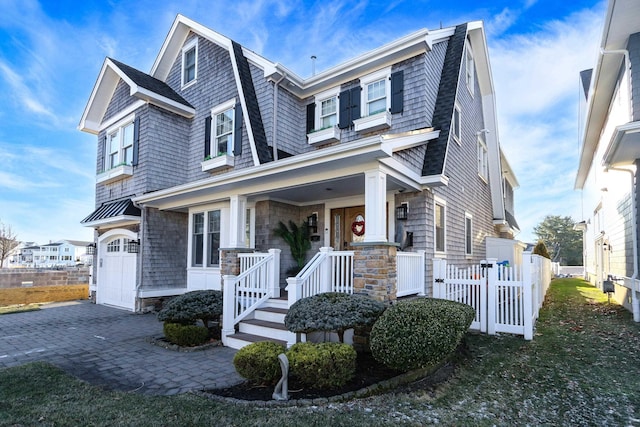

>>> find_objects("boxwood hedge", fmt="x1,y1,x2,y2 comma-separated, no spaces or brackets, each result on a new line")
287,342,356,389
157,290,222,328
233,341,286,385
370,298,475,371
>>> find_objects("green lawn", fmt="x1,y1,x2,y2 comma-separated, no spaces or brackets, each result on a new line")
1,278,639,426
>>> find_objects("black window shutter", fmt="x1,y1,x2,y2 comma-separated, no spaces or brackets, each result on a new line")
306,103,315,133
204,116,212,158
390,70,404,114
338,89,351,129
233,102,243,156
350,86,361,122
132,116,140,166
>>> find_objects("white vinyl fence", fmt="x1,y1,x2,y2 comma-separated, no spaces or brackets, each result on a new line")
433,252,551,340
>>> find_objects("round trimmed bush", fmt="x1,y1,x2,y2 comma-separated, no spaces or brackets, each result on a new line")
370,298,475,372
284,292,386,342
158,290,222,328
287,342,356,389
233,341,286,385
163,322,209,346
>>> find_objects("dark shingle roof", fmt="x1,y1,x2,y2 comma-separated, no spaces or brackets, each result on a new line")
422,23,467,176
81,198,141,224
231,41,273,164
109,58,194,108
580,69,592,101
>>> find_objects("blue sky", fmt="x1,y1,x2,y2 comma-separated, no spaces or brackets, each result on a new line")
0,0,606,244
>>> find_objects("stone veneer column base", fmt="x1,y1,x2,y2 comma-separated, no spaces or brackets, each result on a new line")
352,242,398,304
220,248,255,277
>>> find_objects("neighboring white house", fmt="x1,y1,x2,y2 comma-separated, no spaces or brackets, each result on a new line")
575,0,640,320
9,240,92,268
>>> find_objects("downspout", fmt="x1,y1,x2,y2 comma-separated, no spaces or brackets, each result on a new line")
608,166,639,322
272,73,286,161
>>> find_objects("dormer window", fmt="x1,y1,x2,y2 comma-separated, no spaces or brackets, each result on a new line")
360,68,391,117
181,38,198,87
320,96,338,128
210,99,236,156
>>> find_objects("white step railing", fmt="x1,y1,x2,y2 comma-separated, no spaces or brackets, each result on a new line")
286,247,354,308
396,250,426,297
221,249,280,346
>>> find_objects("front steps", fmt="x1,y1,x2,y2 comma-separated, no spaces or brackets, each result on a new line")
224,296,296,350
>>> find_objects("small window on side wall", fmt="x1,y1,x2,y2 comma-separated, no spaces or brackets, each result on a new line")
465,39,474,96
452,104,461,144
182,38,198,87
465,213,473,256
434,198,446,253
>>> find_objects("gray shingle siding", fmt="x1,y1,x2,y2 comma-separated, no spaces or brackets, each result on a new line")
627,32,640,121
140,208,188,289
275,85,308,156
103,80,138,123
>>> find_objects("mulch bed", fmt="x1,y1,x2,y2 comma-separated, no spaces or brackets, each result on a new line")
207,351,401,401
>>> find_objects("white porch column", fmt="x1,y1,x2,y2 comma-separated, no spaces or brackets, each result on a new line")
364,168,387,242
228,195,247,248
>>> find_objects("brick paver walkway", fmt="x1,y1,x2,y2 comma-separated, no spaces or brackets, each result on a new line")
0,301,242,395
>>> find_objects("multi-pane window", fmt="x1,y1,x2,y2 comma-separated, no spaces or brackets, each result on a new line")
435,201,446,253
207,210,221,267
320,96,337,128
452,105,461,143
214,108,233,155
192,213,204,267
465,40,475,95
107,239,121,253
477,135,488,180
465,213,473,256
182,39,198,86
366,79,386,115
106,120,134,169
192,210,222,268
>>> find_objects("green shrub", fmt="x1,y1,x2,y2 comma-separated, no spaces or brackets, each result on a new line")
287,342,356,389
157,290,222,328
533,240,551,259
370,298,475,372
163,322,210,347
284,292,386,342
233,341,286,385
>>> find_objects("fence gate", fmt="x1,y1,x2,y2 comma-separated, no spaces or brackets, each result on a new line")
433,256,539,340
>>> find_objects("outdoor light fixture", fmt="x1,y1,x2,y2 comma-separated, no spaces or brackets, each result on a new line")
396,203,408,221
307,213,318,234
127,239,140,254
86,243,96,255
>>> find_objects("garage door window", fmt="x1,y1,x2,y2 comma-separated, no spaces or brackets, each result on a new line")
107,239,121,252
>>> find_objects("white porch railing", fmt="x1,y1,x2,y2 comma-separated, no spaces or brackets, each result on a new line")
221,249,280,345
433,252,552,340
286,247,354,308
396,250,426,297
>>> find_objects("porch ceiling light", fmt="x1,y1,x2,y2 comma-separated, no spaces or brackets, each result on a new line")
86,243,96,255
127,239,140,254
396,204,408,221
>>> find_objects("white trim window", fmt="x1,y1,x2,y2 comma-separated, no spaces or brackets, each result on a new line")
191,209,222,268
465,39,475,96
105,114,135,170
477,133,489,181
434,197,446,254
211,99,236,156
319,95,338,129
361,67,391,116
465,212,473,256
452,103,461,144
181,38,198,87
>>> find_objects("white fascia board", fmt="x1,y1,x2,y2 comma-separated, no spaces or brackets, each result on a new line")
81,216,141,229
78,60,119,134
500,149,519,188
135,135,386,206
280,28,434,97
380,128,439,152
135,87,195,118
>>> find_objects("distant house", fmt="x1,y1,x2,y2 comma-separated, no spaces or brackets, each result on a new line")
79,14,519,334
575,0,640,320
9,240,91,268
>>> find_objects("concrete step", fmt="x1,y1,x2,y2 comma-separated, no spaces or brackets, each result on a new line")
254,306,288,323
224,332,287,350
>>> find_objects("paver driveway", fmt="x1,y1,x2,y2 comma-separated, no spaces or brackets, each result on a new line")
0,301,242,395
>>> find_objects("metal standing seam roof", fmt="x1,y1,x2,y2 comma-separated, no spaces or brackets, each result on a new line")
504,210,520,232
81,199,141,224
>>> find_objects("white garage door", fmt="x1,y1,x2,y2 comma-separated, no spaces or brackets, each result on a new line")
98,237,136,311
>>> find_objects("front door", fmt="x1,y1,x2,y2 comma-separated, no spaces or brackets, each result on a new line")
330,206,366,250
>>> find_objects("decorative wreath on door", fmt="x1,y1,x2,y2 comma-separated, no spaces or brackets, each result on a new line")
351,215,365,236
